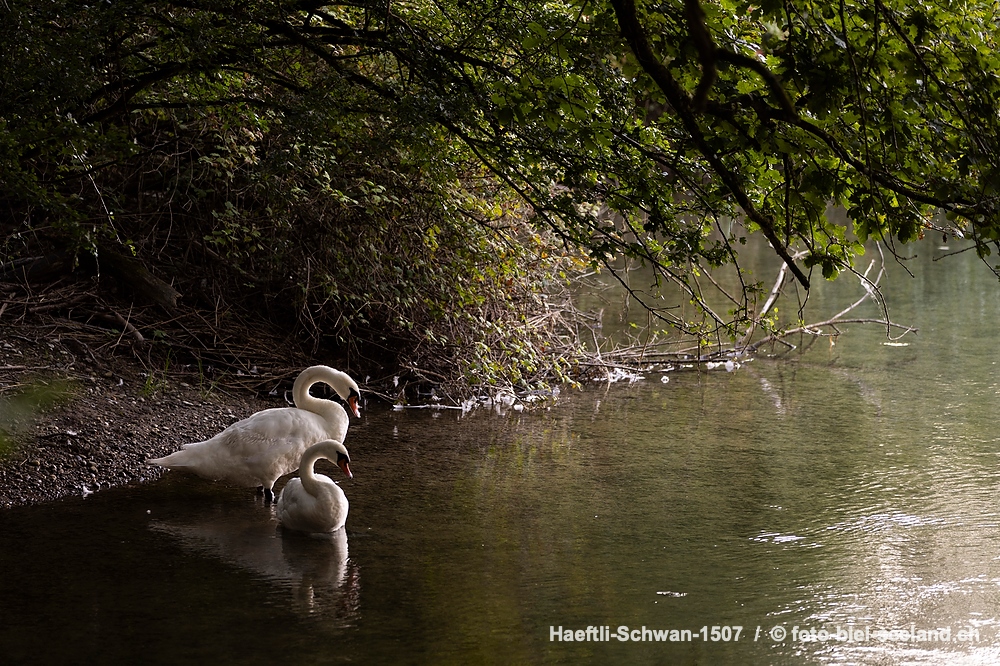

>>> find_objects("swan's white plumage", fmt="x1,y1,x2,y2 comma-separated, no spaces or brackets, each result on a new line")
277,439,351,534
147,365,360,498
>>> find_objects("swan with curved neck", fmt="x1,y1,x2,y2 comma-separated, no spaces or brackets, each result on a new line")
147,365,361,501
276,439,351,534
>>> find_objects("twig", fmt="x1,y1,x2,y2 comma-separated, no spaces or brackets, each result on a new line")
100,308,145,344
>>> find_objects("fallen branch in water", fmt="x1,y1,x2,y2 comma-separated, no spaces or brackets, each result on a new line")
392,403,464,411
573,241,916,379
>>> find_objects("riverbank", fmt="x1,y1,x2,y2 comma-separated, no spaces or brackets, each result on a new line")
0,336,318,509
0,262,384,509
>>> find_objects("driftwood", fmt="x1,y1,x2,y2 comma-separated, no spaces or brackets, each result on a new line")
2,245,180,311
0,254,71,282
97,244,181,310
0,234,917,407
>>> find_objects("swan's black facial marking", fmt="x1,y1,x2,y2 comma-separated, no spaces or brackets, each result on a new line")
263,487,275,503
336,451,353,479
347,388,362,418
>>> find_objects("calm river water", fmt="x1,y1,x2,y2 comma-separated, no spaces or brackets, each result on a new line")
2,239,1000,664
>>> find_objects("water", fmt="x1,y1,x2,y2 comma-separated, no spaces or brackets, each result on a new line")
3,239,1000,664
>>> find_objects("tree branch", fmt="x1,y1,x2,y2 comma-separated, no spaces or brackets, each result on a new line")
610,0,811,289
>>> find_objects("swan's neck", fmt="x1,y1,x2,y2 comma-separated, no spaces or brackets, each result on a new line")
298,448,327,497
298,445,349,496
292,366,350,415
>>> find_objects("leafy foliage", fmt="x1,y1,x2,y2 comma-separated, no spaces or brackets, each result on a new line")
2,0,999,393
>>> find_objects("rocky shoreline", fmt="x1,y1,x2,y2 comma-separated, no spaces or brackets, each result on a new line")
0,328,310,509
0,369,285,509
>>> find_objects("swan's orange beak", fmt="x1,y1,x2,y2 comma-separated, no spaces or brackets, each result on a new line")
338,458,353,479
348,395,361,418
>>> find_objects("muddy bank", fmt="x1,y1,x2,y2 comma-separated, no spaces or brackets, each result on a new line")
0,370,288,509
0,329,347,509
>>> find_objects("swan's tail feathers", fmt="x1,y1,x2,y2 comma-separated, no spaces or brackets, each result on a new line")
146,449,195,468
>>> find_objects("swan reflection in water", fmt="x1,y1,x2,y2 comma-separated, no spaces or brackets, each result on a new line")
149,501,360,620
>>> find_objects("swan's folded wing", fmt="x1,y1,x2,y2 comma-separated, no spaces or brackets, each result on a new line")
279,479,347,533
148,406,341,488
225,409,330,458
277,482,319,530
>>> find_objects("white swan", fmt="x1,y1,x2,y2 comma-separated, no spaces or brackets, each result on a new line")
147,365,361,501
276,439,351,534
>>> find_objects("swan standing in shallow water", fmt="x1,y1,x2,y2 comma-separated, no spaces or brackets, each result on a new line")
277,439,352,534
147,365,360,501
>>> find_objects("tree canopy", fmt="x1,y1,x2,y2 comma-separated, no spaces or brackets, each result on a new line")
3,0,999,393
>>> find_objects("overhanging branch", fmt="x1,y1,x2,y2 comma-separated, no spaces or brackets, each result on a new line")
610,0,811,289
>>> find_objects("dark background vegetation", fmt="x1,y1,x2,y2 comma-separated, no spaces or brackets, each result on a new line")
4,0,1000,402
1,2,591,402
